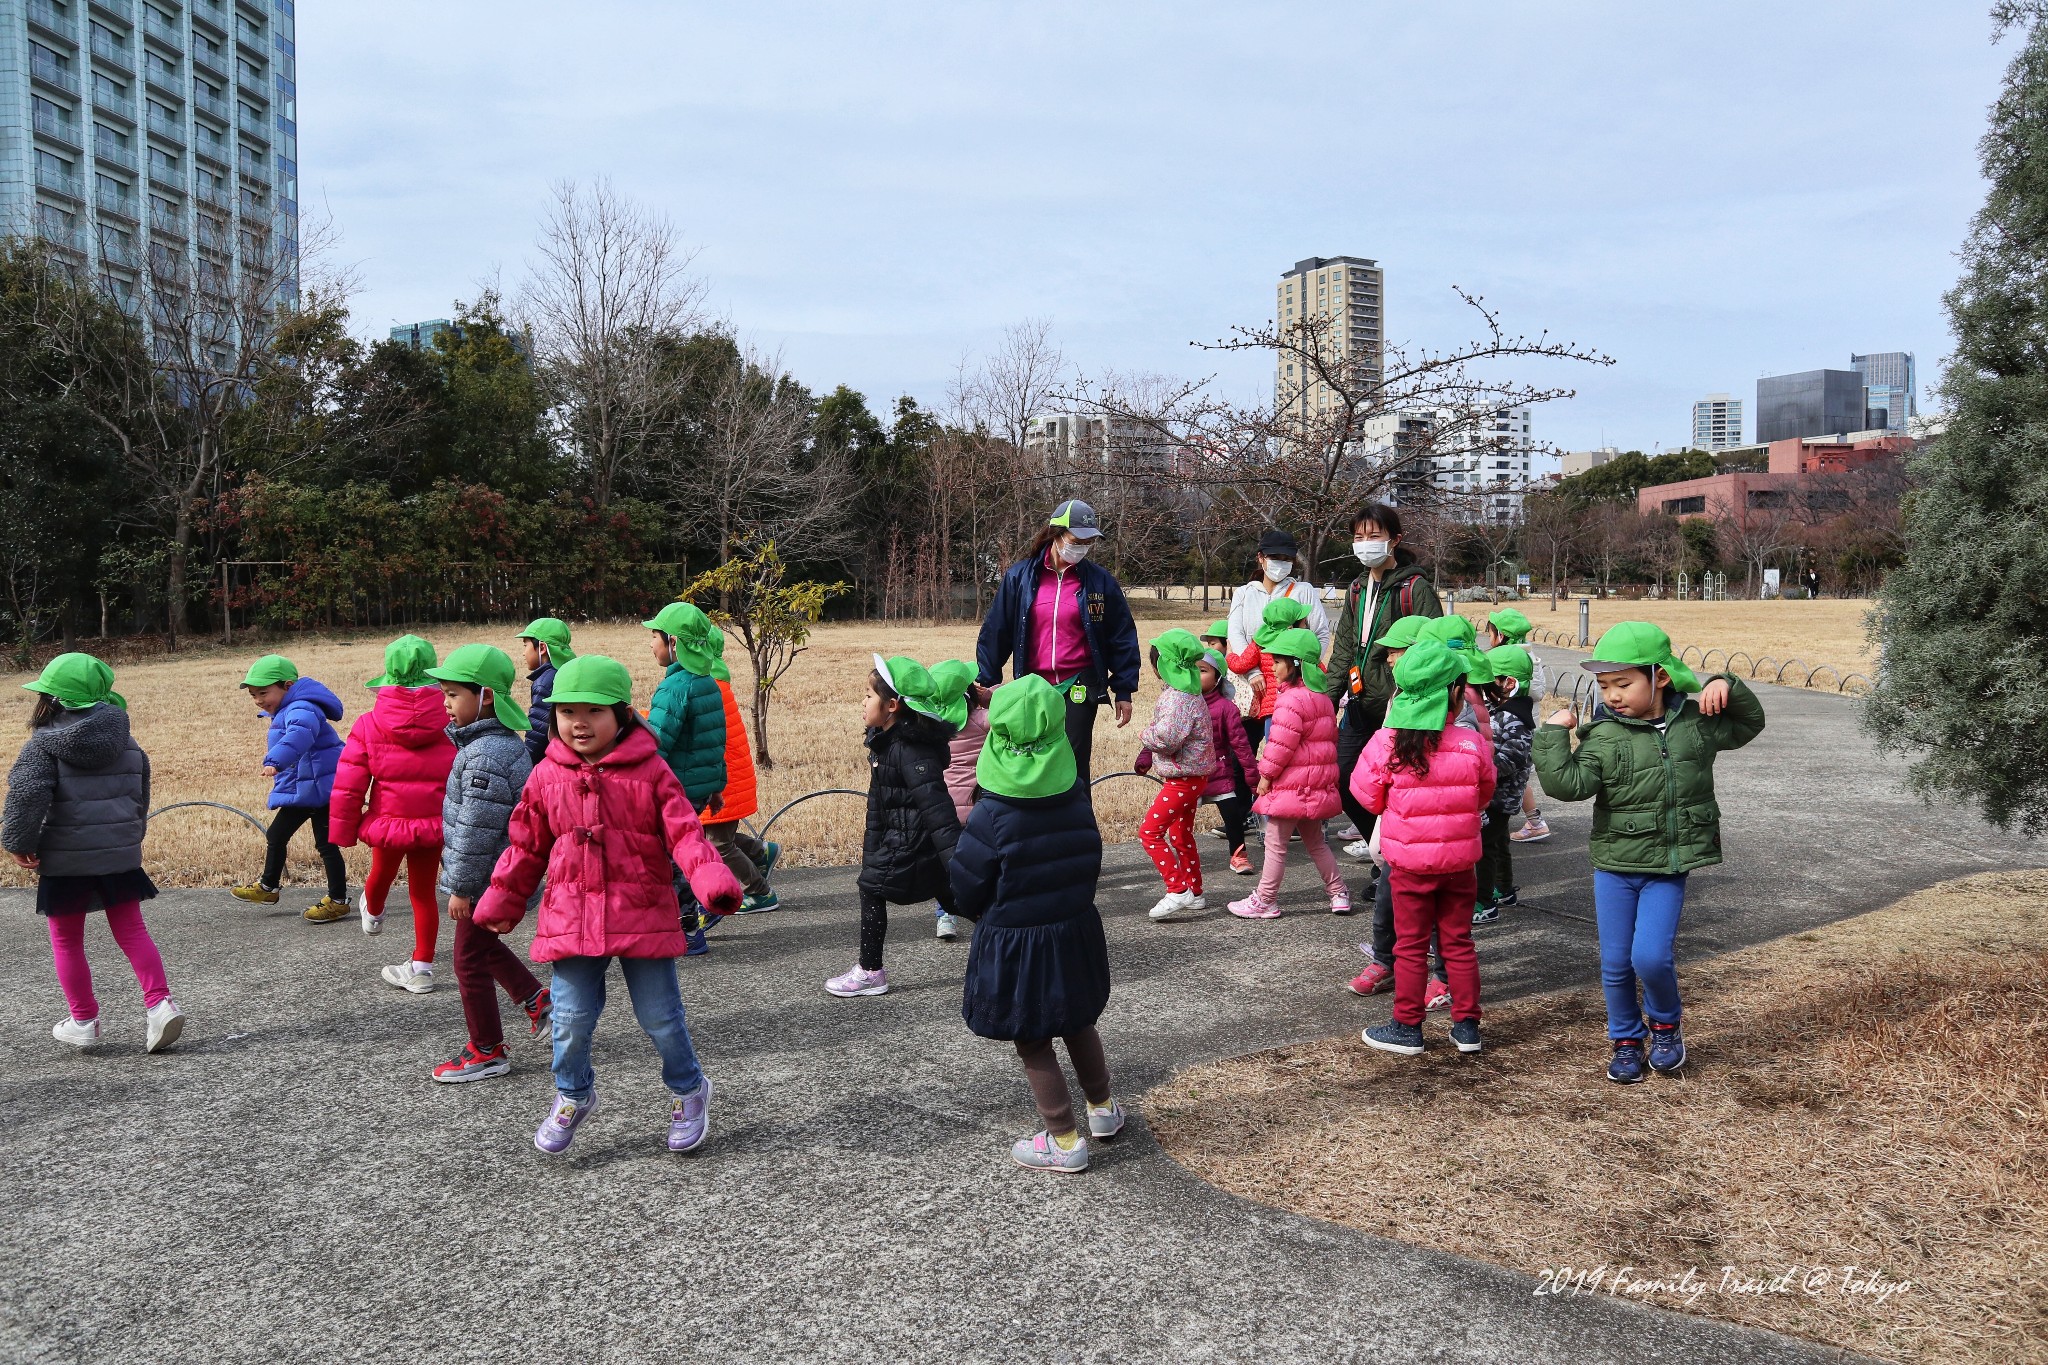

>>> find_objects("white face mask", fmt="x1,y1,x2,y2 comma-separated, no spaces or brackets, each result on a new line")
1058,540,1093,566
1353,538,1390,567
1262,558,1294,581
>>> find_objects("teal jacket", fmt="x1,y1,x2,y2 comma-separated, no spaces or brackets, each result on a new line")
647,663,728,810
1531,673,1765,875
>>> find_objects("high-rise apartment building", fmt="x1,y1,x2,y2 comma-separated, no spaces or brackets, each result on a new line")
1850,351,1916,433
1691,393,1744,450
1756,369,1865,443
1432,406,1534,523
2,0,300,310
1274,256,1383,422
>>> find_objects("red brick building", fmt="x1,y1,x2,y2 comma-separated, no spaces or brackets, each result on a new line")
1637,434,1913,524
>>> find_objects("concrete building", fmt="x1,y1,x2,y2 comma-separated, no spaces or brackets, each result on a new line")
389,318,452,350
1851,351,1916,433
1024,411,1178,474
1637,433,1913,525
1756,369,1866,443
1431,406,1534,522
1274,255,1383,425
1561,446,1622,478
2,0,300,310
1691,393,1744,450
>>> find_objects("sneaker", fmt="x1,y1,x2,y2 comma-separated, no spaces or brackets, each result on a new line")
1337,823,1362,841
1347,961,1394,995
230,883,279,904
1450,1018,1483,1054
1148,890,1199,921
1424,976,1452,1013
1648,1025,1688,1074
359,890,383,935
935,912,965,941
1226,893,1281,920
523,986,552,1038
758,841,781,875
433,1042,511,1084
1495,885,1520,906
668,1078,714,1153
1607,1040,1647,1084
1010,1130,1089,1173
736,889,780,914
683,926,710,957
304,896,351,923
1086,1100,1126,1140
1509,816,1551,843
825,965,888,997
1229,848,1254,875
1209,825,1231,840
1329,892,1353,916
380,962,436,994
534,1091,599,1154
1363,1020,1425,1056
145,999,184,1053
1472,902,1501,926
52,1016,100,1049
1343,839,1373,861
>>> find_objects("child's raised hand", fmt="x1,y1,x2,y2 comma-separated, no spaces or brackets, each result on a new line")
1548,707,1578,729
1697,678,1731,716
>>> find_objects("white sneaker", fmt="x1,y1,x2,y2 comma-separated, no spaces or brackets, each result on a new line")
934,912,965,941
380,962,435,994
52,1016,100,1049
1183,893,1206,912
1148,890,1199,921
145,999,185,1053
1343,839,1372,860
360,891,383,936
1337,823,1362,841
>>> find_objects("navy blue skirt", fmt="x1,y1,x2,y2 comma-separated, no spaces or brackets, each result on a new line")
961,908,1111,1041
36,868,158,918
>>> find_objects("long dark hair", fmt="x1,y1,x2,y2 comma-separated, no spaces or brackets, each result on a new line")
1353,500,1418,568
1388,683,1461,776
1022,521,1064,565
28,695,62,730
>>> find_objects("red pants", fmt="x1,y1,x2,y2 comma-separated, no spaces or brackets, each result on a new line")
365,845,443,964
1139,776,1205,895
1390,866,1481,1025
453,915,543,1052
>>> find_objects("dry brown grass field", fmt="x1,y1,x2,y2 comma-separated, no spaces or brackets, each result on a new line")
1457,596,1878,682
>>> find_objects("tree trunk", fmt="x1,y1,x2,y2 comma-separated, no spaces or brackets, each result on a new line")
751,670,774,770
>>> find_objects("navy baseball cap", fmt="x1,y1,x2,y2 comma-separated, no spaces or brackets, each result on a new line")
1049,499,1103,540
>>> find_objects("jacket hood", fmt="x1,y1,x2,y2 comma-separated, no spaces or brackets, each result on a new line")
543,714,658,768
449,715,516,748
374,683,453,747
36,702,133,770
283,676,344,721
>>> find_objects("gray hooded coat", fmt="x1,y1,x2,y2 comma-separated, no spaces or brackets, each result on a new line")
437,716,534,901
3,703,151,877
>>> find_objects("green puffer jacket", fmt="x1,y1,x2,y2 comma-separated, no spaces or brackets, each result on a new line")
1531,673,1765,875
647,663,728,810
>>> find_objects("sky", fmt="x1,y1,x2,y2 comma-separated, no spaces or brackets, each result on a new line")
301,1,2010,458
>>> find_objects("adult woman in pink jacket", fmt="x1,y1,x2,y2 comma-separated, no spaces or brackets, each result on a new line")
1229,629,1349,920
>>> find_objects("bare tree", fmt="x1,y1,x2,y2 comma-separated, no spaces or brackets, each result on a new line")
1521,491,1585,610
1459,496,1523,601
1712,495,1798,598
1631,512,1684,598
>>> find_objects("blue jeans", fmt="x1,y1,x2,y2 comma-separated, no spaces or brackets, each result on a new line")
1592,871,1688,1040
548,955,705,1102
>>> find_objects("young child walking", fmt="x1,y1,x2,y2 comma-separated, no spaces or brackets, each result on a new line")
517,618,574,764
5,655,184,1052
329,634,457,991
1533,623,1765,1083
1137,629,1217,922
703,629,780,917
423,645,549,1084
1483,608,1553,844
1226,596,1313,752
826,656,962,998
1229,628,1349,920
1353,638,1494,1056
644,603,728,955
231,655,349,922
1474,644,1536,923
473,656,742,1154
930,658,989,942
1200,649,1258,877
947,675,1124,1173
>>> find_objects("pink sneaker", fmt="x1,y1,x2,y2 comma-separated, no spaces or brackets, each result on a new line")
1227,894,1281,920
1424,975,1453,1012
1329,892,1352,916
825,965,889,997
1348,961,1393,995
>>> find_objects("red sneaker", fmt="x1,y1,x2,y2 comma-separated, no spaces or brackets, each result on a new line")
1229,849,1254,875
524,986,552,1038
432,1042,510,1084
1424,976,1453,1012
1348,961,1394,995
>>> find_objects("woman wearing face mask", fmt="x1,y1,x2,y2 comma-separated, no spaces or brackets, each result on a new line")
1224,530,1332,751
975,499,1143,785
1322,501,1442,860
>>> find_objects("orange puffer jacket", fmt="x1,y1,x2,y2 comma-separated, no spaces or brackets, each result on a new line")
711,679,757,823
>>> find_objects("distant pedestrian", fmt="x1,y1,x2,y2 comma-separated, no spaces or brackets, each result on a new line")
702,629,780,917
1473,645,1535,925
231,654,349,922
1225,531,1332,750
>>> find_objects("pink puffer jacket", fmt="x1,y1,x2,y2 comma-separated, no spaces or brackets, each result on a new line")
944,701,991,827
475,722,743,961
1352,719,1497,874
1253,683,1342,820
328,685,456,850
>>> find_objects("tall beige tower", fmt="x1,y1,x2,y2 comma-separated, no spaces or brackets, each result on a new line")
1274,255,1383,422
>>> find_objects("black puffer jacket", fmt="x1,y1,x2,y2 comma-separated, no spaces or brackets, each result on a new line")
2,703,151,876
857,710,961,903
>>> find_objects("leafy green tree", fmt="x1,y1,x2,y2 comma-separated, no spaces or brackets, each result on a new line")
682,540,848,769
1553,449,1718,507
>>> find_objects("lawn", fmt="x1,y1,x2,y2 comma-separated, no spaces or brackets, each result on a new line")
1459,596,1878,682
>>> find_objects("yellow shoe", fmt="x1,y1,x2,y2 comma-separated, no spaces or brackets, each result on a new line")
231,883,280,904
303,896,351,923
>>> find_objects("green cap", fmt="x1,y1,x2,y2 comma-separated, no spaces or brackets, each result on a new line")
547,655,635,707
1203,618,1230,641
1487,607,1533,643
927,659,977,731
366,634,438,689
23,652,124,711
518,618,576,664
644,602,721,676
1387,638,1464,731
976,675,1077,799
1374,615,1428,651
1582,622,1700,693
1486,644,1534,689
1151,628,1207,696
425,644,530,731
1263,627,1328,694
873,654,948,722
1423,615,1495,684
706,628,732,684
241,654,299,689
1253,596,1311,649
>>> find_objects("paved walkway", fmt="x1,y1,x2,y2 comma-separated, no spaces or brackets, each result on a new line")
0,660,2032,1363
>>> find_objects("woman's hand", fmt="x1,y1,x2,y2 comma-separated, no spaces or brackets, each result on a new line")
9,851,39,870
1697,678,1731,716
1249,672,1266,696
447,894,471,922
1548,707,1578,729
1114,699,1133,727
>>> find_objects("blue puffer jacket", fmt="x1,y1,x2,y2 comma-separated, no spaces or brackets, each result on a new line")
262,677,345,809
946,784,1109,1041
524,661,557,762
975,554,1142,703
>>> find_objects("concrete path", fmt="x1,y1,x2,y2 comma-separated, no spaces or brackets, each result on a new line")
0,660,2032,1364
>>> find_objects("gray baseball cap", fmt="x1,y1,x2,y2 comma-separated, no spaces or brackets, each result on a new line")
1049,499,1103,540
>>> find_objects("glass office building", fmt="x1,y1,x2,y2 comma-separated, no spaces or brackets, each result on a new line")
1756,369,1866,443
1851,351,1916,433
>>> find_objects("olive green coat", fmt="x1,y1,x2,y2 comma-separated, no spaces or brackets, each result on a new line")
1531,674,1765,875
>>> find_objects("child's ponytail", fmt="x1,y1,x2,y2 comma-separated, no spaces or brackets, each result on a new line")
27,694,61,730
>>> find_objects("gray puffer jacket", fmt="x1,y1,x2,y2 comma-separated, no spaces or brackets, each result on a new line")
3,703,151,876
437,716,534,901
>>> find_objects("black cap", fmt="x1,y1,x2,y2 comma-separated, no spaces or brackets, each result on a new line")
1258,530,1298,559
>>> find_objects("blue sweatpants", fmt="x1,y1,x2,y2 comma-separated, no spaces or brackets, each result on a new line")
1592,871,1688,1040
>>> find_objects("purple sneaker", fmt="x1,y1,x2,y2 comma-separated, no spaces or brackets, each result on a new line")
667,1078,714,1152
824,964,888,997
534,1091,598,1155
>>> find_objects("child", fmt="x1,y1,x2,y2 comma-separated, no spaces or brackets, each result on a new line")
703,628,780,916
930,658,990,941
643,602,728,955
1483,608,1553,844
1136,630,1217,921
1226,597,1313,751
329,634,457,992
1353,639,1494,1056
423,645,549,1083
1200,649,1258,876
1422,614,1495,728
826,656,963,997
1533,623,1765,1083
517,618,575,764
1229,628,1349,920
473,655,742,1154
231,655,349,922
1473,645,1535,925
4,654,184,1052
947,675,1123,1173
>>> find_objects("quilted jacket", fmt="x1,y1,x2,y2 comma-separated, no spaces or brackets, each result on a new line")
328,685,456,850
1253,682,1342,821
1353,717,1497,874
647,662,727,810
436,715,533,901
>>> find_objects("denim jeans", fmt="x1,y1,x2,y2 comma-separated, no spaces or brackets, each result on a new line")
1592,871,1688,1040
548,955,705,1102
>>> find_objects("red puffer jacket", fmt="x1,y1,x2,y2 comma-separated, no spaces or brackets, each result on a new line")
475,721,743,960
328,685,456,850
1352,718,1497,874
1253,682,1342,821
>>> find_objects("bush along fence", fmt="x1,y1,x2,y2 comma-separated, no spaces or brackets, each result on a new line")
217,560,690,639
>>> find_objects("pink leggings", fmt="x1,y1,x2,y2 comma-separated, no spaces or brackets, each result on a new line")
48,903,171,1022
1253,817,1349,903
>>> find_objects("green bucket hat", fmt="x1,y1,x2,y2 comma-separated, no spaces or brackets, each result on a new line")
23,652,125,711
425,644,530,731
1487,607,1533,643
547,655,635,707
366,633,438,689
927,659,977,731
872,654,947,722
1486,644,1535,689
1423,615,1495,685
644,602,721,676
1583,622,1700,693
1152,628,1207,696
1374,615,1428,651
1263,627,1328,693
517,618,576,665
1387,638,1465,731
1203,618,1230,641
1253,596,1311,648
976,674,1077,799
241,654,299,689
706,628,732,684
